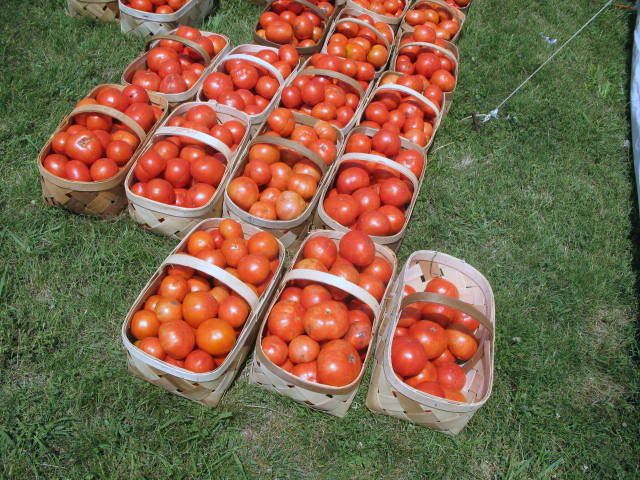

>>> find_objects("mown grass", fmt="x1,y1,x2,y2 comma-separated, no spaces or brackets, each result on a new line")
1,0,639,478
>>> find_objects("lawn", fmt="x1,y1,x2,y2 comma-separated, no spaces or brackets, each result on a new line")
1,0,639,478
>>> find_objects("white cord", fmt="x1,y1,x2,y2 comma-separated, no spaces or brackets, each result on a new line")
469,0,615,123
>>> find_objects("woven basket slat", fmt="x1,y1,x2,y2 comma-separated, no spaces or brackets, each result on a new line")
67,0,119,22
365,250,495,434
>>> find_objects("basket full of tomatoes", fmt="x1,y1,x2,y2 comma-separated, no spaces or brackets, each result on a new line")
198,44,300,127
125,102,250,238
321,10,394,76
38,84,168,217
122,218,285,406
121,27,230,106
346,0,408,26
67,0,119,22
250,229,396,417
401,0,465,43
366,250,495,434
254,0,339,56
119,0,213,37
223,108,342,248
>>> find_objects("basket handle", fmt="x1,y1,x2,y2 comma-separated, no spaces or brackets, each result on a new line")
221,53,285,86
373,83,441,119
70,104,146,141
146,34,212,66
252,134,328,172
302,67,365,97
339,152,419,189
163,253,260,310
266,0,327,20
284,268,381,318
156,126,232,161
398,41,458,69
333,17,390,49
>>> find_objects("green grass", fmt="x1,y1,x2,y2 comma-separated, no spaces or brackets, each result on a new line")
1,0,639,478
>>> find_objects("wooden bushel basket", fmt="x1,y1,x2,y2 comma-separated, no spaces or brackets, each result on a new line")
253,0,341,57
37,84,169,217
249,229,397,417
223,118,342,249
313,150,422,251
399,0,466,43
122,218,286,406
119,0,213,37
67,0,119,22
121,29,231,108
125,110,246,237
366,250,495,434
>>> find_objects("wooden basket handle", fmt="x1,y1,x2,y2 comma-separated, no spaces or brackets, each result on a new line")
252,134,328,173
339,152,419,189
70,104,146,141
156,126,232,161
146,34,212,66
373,83,441,119
163,253,260,309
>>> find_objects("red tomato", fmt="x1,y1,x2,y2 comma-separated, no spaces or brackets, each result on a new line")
446,327,478,361
43,154,68,178
391,336,427,377
227,176,259,211
147,178,176,204
303,300,349,341
316,342,361,386
338,230,375,267
96,87,130,112
362,255,393,283
405,361,437,387
324,193,360,226
436,362,466,390
158,320,195,360
137,336,165,359
262,335,289,366
65,160,91,181
302,236,337,268
183,349,215,373
301,284,332,309
237,254,270,285
130,310,160,340
219,295,250,328
196,318,237,356
158,274,189,302
268,301,305,342
336,167,370,194
357,209,391,236
182,291,219,328
425,277,459,298
344,321,372,351
89,157,119,181
451,310,480,332
65,132,103,165
379,178,412,207
288,335,320,364
248,231,280,260
202,72,233,100
292,361,317,382
415,381,445,397
409,320,448,359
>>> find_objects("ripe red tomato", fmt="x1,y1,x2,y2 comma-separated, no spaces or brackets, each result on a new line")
248,231,280,260
292,361,317,382
303,236,337,268
154,297,183,322
43,154,68,178
303,300,349,341
130,310,160,340
96,87,130,112
158,320,195,360
391,336,427,377
344,321,372,351
336,167,370,194
237,254,270,285
275,191,306,220
190,156,225,187
164,157,191,188
182,291,219,328
379,178,412,207
436,362,466,390
147,178,176,204
267,108,296,137
137,336,165,359
218,295,250,328
196,318,237,356
425,277,459,298
409,320,448,359
227,176,259,211
268,300,305,342
221,237,248,267
65,160,91,181
451,310,480,332
158,274,189,302
421,302,455,326
255,76,279,100
324,193,360,226
262,335,289,365
338,230,375,267
288,335,320,364
357,209,391,236
202,72,233,100
446,327,478,361
65,132,103,165
301,284,332,309
316,343,361,386
362,256,393,283
405,361,437,387
415,381,445,397
183,349,215,372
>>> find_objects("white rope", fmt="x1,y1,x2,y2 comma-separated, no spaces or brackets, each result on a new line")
469,0,615,123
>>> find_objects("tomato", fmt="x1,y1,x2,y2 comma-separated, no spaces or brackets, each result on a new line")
301,79,325,105
158,320,195,360
196,318,237,356
96,87,130,112
303,300,349,342
210,124,234,148
158,274,189,302
279,44,300,67
275,191,306,220
425,277,459,298
163,157,190,188
266,20,294,44
409,320,448,359
281,86,303,108
345,133,372,153
294,258,328,273
357,210,391,236
112,130,140,150
405,361,437,387
187,275,210,293
262,335,289,366
420,302,455,326
237,254,270,285
268,162,292,190
267,107,296,137
362,256,392,283
146,178,176,204
288,335,320,364
391,336,427,377
336,167,370,194
371,129,401,157
248,231,280,260
105,140,133,166
316,343,361,386
130,310,160,340
292,361,317,382
186,231,215,256
125,103,156,131
268,300,305,342
64,160,91,181
446,327,478,361
123,84,149,104
395,149,424,177
227,176,259,211
344,321,372,351
338,230,375,267
415,381,445,397
309,139,336,165
217,295,249,328
43,154,68,178
302,236,337,268
184,349,215,372
137,336,165,359
249,143,280,164
378,178,412,208
280,289,302,308
451,310,480,332
324,193,360,226
431,69,456,92
202,72,233,100
364,101,389,125
64,132,103,165
436,362,466,390
195,249,225,270
182,291,219,328
133,70,161,91
231,64,259,90
255,76,279,100
301,284,332,309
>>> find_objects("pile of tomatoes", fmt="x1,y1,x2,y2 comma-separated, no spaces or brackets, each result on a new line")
130,219,281,373
351,0,405,18
404,2,461,40
261,231,388,386
226,108,337,222
395,33,457,94
43,86,160,183
345,128,425,177
325,14,393,71
130,104,246,208
280,56,370,128
323,159,413,237
124,0,189,14
129,27,227,95
391,277,480,402
256,0,335,48
201,46,299,116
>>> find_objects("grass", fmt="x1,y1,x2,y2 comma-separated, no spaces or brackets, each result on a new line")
1,0,639,478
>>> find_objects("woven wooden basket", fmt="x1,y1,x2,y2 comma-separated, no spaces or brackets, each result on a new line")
399,0,466,42
38,84,169,217
320,8,394,77
223,117,343,249
345,0,409,28
119,0,213,36
249,229,397,416
313,150,422,250
366,250,495,434
389,35,459,112
67,0,119,22
122,218,286,406
121,29,230,107
125,107,247,237
253,0,341,56
196,46,287,129
355,82,442,153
